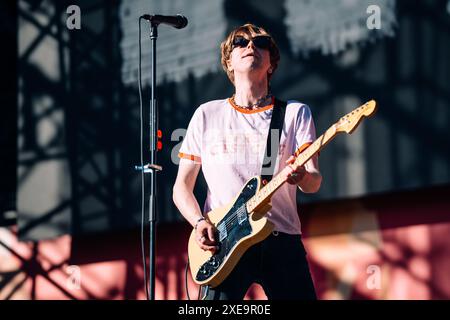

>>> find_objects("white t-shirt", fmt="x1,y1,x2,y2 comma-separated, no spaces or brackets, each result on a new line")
178,97,316,234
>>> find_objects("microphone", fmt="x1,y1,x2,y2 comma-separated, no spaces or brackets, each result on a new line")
141,14,188,29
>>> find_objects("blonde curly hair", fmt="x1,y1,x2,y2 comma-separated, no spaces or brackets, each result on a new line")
220,23,280,85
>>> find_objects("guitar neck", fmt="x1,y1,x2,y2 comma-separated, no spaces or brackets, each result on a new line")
246,124,338,213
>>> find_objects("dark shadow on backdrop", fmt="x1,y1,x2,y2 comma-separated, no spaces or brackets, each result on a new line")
13,0,450,242
0,1,18,227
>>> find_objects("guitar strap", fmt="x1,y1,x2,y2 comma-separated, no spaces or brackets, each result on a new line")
261,98,287,183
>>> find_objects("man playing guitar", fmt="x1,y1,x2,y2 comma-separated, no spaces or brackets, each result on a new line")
173,23,321,300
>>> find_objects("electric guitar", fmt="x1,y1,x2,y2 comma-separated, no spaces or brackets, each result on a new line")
188,100,377,288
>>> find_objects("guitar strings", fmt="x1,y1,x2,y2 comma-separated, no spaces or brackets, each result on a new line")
218,204,247,236
220,190,267,230
218,210,241,234
217,178,283,235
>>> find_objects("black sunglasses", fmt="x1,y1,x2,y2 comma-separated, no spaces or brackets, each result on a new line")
232,35,271,50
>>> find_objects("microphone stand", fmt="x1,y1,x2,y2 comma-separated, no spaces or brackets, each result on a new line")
136,13,186,301
135,21,161,301
147,21,159,301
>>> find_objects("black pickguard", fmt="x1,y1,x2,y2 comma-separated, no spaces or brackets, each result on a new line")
195,177,259,282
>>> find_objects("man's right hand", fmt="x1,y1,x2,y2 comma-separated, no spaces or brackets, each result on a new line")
195,219,218,253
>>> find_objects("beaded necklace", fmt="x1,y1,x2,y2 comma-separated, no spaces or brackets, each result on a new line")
230,93,273,110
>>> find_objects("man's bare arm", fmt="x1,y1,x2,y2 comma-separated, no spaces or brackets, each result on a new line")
172,161,203,227
173,160,217,252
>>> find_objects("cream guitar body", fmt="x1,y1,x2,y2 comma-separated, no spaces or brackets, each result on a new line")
188,175,274,288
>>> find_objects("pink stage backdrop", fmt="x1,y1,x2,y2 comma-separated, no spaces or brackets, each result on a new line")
1,186,449,300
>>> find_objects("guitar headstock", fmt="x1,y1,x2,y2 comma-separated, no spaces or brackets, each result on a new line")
335,100,377,134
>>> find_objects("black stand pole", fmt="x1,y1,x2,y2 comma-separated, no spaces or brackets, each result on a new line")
148,22,159,301
137,13,187,301
135,21,162,300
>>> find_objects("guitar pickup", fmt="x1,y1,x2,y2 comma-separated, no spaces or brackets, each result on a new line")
237,205,248,225
217,223,227,242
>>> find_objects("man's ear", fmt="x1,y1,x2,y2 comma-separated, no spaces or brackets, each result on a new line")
227,64,233,72
227,59,233,72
